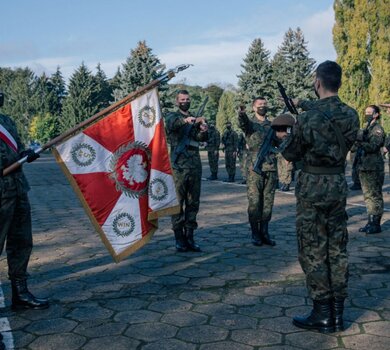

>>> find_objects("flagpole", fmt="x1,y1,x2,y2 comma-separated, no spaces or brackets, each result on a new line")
3,64,192,176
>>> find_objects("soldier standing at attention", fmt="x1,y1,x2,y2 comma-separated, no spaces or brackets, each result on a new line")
221,122,238,182
0,91,49,313
237,133,248,184
165,90,208,252
275,61,359,333
205,123,220,180
238,97,277,247
357,105,385,234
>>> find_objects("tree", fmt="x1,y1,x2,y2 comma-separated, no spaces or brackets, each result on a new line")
271,28,316,112
61,62,99,132
115,41,169,106
237,38,274,110
95,63,112,110
203,84,224,124
333,0,389,123
50,66,66,117
29,113,60,144
31,73,57,116
216,89,238,133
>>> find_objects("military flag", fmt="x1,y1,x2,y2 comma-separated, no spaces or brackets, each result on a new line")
53,87,179,262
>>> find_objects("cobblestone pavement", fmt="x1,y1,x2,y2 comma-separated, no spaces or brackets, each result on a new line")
0,152,389,350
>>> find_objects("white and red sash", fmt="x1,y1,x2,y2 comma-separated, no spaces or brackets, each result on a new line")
0,123,18,153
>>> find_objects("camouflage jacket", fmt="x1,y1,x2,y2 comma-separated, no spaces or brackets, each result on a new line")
356,120,385,171
238,113,277,172
282,96,359,202
164,110,208,169
0,113,30,195
205,126,220,151
237,133,248,154
221,129,238,152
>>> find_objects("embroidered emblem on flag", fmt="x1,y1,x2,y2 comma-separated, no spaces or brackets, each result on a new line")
53,88,179,262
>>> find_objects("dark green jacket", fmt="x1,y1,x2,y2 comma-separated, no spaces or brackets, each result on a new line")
222,129,238,152
205,126,220,151
357,121,385,171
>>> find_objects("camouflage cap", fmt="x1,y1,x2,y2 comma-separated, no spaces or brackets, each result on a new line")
271,113,296,128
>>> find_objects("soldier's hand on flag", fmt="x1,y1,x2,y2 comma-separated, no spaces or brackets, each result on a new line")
184,116,196,124
20,149,40,163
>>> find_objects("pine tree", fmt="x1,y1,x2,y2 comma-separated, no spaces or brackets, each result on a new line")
271,28,316,112
115,41,168,105
110,67,123,102
216,89,238,133
237,38,274,110
31,73,57,116
61,63,99,132
50,66,66,117
95,63,112,110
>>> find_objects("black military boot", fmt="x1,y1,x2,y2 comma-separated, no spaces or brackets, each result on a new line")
11,279,49,310
207,173,217,180
184,228,201,252
293,299,335,333
260,221,275,246
0,333,4,350
332,297,345,332
250,220,263,246
349,183,361,190
366,215,381,234
174,228,188,252
359,217,371,232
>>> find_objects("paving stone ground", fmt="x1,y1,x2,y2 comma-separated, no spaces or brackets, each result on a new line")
1,152,389,349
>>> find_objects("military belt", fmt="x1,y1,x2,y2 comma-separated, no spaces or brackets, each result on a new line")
303,165,344,175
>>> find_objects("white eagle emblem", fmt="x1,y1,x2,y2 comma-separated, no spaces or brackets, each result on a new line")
121,154,148,185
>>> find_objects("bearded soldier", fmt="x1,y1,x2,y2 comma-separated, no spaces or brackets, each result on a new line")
205,123,220,180
357,105,385,234
275,61,359,333
221,122,238,182
238,97,277,246
0,90,49,312
165,90,208,252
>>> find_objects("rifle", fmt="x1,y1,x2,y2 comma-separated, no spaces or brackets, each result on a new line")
172,96,209,167
353,115,373,167
277,82,298,115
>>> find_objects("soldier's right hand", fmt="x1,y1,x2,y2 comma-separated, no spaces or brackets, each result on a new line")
19,149,40,163
184,116,196,124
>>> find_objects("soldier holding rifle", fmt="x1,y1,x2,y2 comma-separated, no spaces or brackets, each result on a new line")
275,61,359,333
165,90,208,252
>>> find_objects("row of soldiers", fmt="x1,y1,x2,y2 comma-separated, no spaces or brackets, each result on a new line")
206,120,293,190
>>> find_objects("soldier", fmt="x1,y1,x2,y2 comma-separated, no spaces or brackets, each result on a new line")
221,122,238,182
277,153,293,191
238,97,277,247
237,133,248,184
0,90,49,311
275,61,359,333
205,123,220,180
357,105,385,234
165,90,208,252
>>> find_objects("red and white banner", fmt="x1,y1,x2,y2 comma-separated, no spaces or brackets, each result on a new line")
0,123,18,153
54,88,179,262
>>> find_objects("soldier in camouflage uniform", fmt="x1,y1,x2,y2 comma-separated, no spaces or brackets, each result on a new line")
0,91,49,311
237,133,248,184
165,90,208,252
221,122,238,182
277,153,293,191
356,105,385,234
238,97,277,247
205,123,220,180
276,61,359,333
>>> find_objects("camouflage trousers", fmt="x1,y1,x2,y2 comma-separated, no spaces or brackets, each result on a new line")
359,170,384,215
296,197,349,300
171,167,202,230
246,170,277,222
277,154,293,185
0,190,33,280
225,151,236,178
207,150,219,175
238,151,248,180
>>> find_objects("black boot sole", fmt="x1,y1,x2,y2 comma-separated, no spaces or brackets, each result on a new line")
12,303,50,311
292,319,335,333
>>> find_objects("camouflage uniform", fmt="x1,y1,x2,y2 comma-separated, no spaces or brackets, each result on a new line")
222,127,238,182
165,109,208,235
349,144,362,189
205,125,220,180
0,113,33,281
357,121,385,216
277,153,293,190
385,135,390,177
237,133,249,182
239,113,277,245
282,96,359,300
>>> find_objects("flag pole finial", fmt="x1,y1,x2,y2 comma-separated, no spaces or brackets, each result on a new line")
159,64,193,82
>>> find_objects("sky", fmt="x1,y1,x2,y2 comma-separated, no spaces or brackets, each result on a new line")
0,0,336,87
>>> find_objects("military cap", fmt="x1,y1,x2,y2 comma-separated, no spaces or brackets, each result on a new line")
271,114,296,128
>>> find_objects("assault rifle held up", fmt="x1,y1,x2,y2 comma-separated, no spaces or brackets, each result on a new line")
353,115,373,168
172,96,209,167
